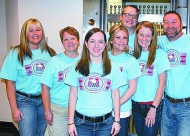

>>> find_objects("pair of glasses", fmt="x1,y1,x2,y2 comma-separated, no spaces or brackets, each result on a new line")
123,13,138,19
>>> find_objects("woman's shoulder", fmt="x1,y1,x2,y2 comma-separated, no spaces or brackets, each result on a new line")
6,48,19,57
122,52,137,61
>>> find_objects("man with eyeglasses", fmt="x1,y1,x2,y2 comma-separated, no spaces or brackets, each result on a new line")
120,5,139,55
158,11,190,136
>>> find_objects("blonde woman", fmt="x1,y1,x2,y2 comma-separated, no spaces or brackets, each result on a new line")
108,24,141,136
0,18,56,136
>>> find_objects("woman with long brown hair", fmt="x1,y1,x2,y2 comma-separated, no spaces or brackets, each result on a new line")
132,21,170,136
65,28,126,136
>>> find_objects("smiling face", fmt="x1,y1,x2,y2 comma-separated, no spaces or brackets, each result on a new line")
27,25,43,49
137,26,153,51
112,30,128,55
120,6,138,30
163,13,183,41
62,31,79,53
85,32,106,60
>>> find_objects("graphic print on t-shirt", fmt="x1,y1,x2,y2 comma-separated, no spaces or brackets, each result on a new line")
25,59,47,76
79,73,111,93
167,49,186,67
139,60,154,76
128,46,134,55
58,67,70,82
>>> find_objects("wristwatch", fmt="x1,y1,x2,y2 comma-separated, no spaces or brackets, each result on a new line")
114,120,121,124
150,104,157,110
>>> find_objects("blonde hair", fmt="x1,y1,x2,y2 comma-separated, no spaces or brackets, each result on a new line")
133,21,157,68
108,24,129,53
14,18,56,65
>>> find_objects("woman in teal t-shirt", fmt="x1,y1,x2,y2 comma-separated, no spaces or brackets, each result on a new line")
0,18,56,136
40,26,80,136
132,21,170,136
108,24,141,136
65,28,126,136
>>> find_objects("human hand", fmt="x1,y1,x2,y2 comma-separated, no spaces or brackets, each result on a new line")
111,121,121,136
145,108,156,127
45,111,53,126
11,108,24,122
68,124,77,136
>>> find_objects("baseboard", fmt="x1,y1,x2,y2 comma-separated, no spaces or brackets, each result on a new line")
0,121,19,136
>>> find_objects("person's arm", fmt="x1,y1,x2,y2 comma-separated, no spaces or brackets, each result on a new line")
120,78,137,105
41,84,53,126
111,88,120,136
145,71,166,127
68,86,78,136
5,80,24,121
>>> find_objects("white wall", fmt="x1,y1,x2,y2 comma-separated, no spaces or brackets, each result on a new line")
0,0,12,123
18,0,83,53
0,0,83,134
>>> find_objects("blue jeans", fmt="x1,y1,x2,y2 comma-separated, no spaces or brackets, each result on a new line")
132,100,163,136
117,117,129,136
74,115,113,136
161,97,190,136
16,93,46,136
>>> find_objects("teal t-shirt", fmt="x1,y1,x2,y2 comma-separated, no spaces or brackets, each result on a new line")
64,60,126,117
132,49,170,102
158,34,190,98
128,32,136,55
40,53,81,107
0,48,52,95
108,51,141,111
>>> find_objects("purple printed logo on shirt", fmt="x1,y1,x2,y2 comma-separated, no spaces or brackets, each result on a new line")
167,49,186,67
119,67,123,72
58,67,70,82
139,60,154,76
81,73,111,93
139,60,147,76
25,59,47,76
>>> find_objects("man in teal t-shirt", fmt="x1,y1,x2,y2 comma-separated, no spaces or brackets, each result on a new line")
158,11,190,136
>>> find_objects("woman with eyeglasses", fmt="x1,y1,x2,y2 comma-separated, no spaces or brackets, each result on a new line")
65,28,126,136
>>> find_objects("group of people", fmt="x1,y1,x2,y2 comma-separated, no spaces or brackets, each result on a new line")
0,4,190,136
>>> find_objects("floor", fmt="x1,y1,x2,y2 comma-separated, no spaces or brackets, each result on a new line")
0,132,15,136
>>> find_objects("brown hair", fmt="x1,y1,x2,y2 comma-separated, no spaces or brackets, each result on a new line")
75,28,111,76
59,26,80,43
133,21,157,68
121,5,140,17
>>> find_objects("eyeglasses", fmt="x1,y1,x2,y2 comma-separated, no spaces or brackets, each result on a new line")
123,13,138,19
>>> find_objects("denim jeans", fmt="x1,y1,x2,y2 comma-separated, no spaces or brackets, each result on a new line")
16,93,46,136
132,100,163,136
74,115,113,136
117,117,130,136
161,97,190,136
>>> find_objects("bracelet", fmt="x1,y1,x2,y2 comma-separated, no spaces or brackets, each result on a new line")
114,120,120,124
44,111,52,116
67,122,75,125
